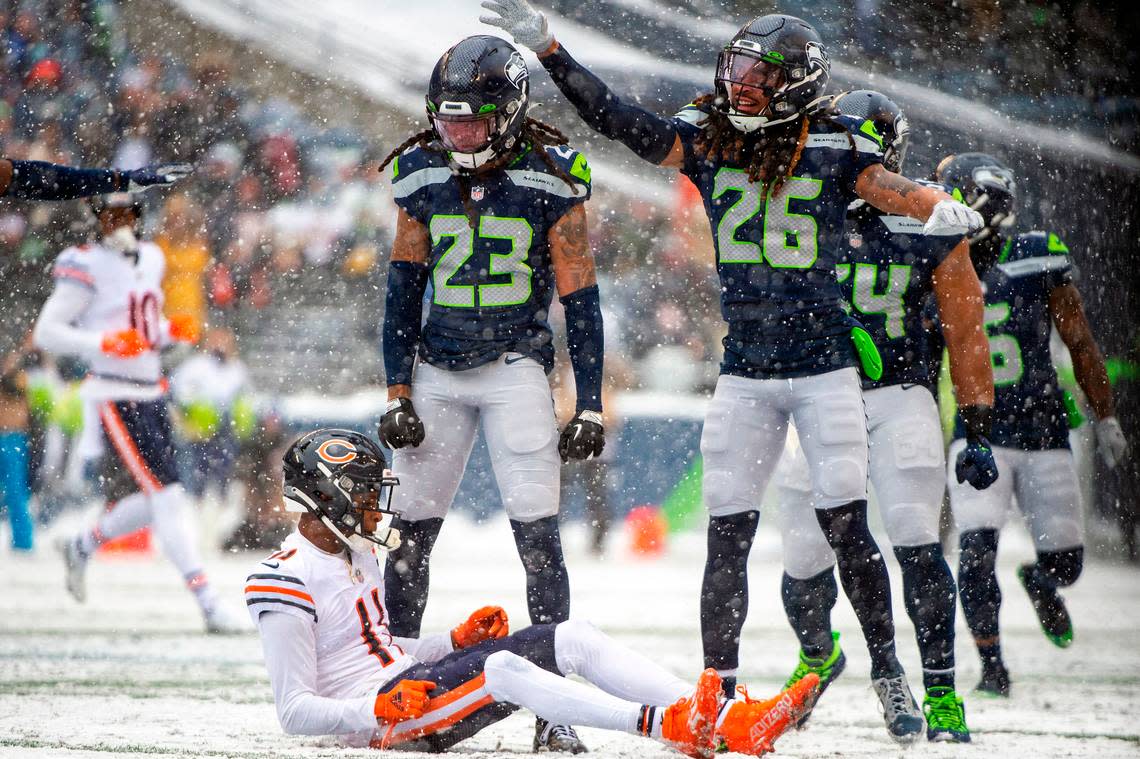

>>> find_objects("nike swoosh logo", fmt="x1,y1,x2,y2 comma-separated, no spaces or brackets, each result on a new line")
262,561,280,569
504,355,527,365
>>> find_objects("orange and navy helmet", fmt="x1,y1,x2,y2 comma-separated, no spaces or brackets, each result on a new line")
282,428,401,550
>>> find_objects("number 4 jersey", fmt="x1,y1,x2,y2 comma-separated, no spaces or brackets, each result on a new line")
671,107,884,379
838,192,964,390
390,142,591,373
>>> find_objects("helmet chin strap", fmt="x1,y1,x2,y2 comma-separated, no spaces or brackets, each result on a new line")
726,93,830,133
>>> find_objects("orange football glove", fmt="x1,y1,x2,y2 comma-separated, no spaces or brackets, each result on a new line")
100,328,148,358
168,314,200,344
374,679,436,723
451,605,509,649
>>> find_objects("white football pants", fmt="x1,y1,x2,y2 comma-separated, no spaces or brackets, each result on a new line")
393,354,560,522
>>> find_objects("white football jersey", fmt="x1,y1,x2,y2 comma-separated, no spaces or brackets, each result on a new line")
245,532,422,700
51,240,167,385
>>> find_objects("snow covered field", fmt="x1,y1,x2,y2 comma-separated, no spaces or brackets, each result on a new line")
2,515,1138,758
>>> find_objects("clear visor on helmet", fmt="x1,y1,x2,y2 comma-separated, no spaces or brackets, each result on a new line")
431,112,497,154
716,49,787,115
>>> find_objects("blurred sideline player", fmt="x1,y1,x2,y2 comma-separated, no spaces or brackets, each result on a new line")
0,157,190,200
32,193,243,634
771,91,994,743
375,36,606,751
936,153,1129,696
248,428,819,756
481,2,985,743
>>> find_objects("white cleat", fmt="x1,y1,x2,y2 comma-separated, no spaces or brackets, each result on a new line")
204,604,250,635
57,536,89,603
872,674,925,745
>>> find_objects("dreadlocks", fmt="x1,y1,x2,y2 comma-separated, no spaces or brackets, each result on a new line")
378,117,579,229
691,93,813,197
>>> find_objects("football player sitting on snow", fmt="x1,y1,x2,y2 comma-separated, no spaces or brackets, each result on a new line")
247,429,820,755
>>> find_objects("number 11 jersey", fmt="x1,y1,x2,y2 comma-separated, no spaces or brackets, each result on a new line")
672,107,884,379
390,142,592,375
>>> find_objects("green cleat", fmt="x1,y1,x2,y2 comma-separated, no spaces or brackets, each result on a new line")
923,687,971,743
783,631,846,727
1017,565,1074,648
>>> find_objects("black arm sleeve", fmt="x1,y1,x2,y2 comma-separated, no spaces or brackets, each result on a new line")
4,160,126,200
382,261,429,386
539,44,679,165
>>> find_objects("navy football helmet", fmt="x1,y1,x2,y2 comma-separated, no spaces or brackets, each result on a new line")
833,90,909,173
934,152,1018,244
427,35,530,170
714,14,831,132
282,429,402,551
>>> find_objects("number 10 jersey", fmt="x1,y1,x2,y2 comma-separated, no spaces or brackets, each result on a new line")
672,108,884,379
391,143,592,375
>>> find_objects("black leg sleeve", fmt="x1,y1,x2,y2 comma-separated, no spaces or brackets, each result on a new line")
700,511,760,689
1023,546,1084,591
815,500,900,679
781,568,838,659
510,515,571,625
894,543,957,690
383,517,444,637
958,528,1003,664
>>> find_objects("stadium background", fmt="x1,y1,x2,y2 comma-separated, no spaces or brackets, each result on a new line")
1,0,1137,552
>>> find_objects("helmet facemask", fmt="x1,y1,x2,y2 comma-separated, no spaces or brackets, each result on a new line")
883,114,910,174
284,464,402,552
428,92,527,171
715,38,829,132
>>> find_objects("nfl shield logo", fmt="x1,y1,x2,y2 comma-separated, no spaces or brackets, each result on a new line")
471,186,485,201
849,233,863,248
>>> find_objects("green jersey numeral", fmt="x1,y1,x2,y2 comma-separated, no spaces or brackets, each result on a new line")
984,302,1023,386
711,170,821,268
836,262,912,339
429,214,535,308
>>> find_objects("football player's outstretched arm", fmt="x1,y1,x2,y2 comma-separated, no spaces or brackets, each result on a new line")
550,204,606,460
379,208,430,450
481,0,685,168
855,165,983,236
0,157,192,199
932,241,994,409
32,281,99,357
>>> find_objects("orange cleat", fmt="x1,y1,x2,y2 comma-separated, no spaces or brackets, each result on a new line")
715,674,820,756
661,668,724,758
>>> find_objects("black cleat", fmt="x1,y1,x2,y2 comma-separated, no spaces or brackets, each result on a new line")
534,717,588,753
1018,565,1074,648
975,662,1011,698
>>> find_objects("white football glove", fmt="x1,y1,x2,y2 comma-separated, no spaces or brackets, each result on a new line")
480,0,553,52
923,199,984,236
125,163,194,192
1095,416,1129,469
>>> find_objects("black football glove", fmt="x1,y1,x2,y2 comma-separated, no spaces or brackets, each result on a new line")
378,397,425,450
956,436,999,490
558,410,604,462
124,163,193,191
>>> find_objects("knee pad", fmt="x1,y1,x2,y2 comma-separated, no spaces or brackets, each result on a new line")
1036,546,1083,587
501,474,559,522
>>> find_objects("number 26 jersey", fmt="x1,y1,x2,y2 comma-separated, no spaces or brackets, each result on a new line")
672,108,884,379
391,143,591,374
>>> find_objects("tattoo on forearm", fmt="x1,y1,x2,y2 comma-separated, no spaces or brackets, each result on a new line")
552,207,596,293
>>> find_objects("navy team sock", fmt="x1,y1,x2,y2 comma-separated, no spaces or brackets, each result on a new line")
510,515,571,625
700,510,760,696
781,568,838,659
815,500,900,679
382,517,444,637
894,543,957,691
958,529,1003,668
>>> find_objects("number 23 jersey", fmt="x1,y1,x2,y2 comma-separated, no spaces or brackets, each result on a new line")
672,108,884,379
390,143,591,374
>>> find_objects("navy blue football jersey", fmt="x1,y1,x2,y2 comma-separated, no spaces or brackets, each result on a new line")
390,142,591,373
671,107,884,378
959,230,1074,449
837,191,963,389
